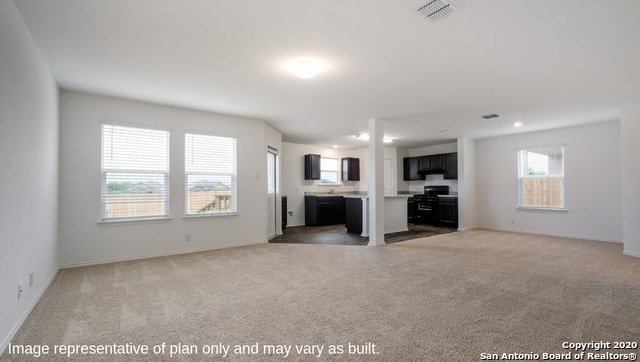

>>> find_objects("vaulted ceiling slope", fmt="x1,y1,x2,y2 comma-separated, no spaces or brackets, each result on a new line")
14,0,640,148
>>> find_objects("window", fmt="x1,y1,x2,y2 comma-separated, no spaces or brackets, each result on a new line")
319,157,339,184
517,146,565,210
101,124,170,221
185,133,237,216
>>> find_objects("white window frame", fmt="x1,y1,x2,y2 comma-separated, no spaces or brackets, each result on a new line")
100,123,170,222
184,132,237,217
517,145,566,211
319,156,340,185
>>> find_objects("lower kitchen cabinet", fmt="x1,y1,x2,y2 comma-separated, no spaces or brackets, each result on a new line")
407,196,414,223
438,197,458,228
305,195,344,226
344,197,363,234
282,196,287,232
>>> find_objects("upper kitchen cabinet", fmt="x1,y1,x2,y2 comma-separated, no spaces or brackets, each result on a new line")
403,157,424,181
419,154,444,173
443,153,458,179
342,157,360,181
304,154,321,180
405,152,458,180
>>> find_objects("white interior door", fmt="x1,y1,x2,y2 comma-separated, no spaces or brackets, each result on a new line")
267,149,278,239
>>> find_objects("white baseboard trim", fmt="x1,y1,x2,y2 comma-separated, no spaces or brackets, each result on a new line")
479,226,623,244
623,250,640,258
59,239,268,268
0,267,58,356
456,226,477,231
384,227,409,234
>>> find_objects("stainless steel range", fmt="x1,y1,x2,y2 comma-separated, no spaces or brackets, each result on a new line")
412,185,449,225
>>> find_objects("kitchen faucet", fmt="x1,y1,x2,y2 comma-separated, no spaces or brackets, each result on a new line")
329,188,335,194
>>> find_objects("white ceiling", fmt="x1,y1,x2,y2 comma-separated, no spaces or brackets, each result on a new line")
14,0,640,148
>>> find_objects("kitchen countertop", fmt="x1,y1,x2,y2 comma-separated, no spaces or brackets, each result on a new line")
304,192,367,197
304,194,345,197
342,194,411,199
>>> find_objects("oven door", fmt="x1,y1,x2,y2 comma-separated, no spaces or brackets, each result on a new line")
415,201,437,225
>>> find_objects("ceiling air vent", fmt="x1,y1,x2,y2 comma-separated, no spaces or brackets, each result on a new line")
417,0,456,21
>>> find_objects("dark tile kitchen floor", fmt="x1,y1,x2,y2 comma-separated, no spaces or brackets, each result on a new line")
269,223,457,246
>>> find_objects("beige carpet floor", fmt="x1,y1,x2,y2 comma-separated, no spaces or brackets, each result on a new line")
2,229,639,361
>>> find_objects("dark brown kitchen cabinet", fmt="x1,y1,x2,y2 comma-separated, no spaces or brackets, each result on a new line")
342,157,360,181
420,154,444,172
443,153,458,180
430,154,444,170
304,154,321,180
403,157,424,181
305,195,344,226
281,196,287,232
345,197,363,234
438,197,458,228
405,152,458,179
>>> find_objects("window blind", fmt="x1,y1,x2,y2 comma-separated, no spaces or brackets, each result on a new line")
101,124,170,220
517,146,565,209
320,157,339,184
185,133,237,216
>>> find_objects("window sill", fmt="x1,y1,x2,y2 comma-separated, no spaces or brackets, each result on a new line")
183,212,239,220
517,207,567,213
98,216,173,226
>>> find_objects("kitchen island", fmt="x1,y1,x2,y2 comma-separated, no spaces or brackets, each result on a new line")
344,195,410,236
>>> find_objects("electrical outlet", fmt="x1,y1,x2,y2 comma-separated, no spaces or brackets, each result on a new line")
185,233,191,242
30,272,34,287
288,211,293,217
18,283,23,300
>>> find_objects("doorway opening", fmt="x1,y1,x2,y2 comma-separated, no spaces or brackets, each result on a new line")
267,147,278,239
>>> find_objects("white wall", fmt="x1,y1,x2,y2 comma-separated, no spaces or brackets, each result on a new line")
281,143,366,226
59,91,278,266
476,121,623,242
0,1,59,354
620,105,640,256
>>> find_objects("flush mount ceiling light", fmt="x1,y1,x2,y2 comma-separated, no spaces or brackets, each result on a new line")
354,134,393,143
284,57,328,79
513,122,523,127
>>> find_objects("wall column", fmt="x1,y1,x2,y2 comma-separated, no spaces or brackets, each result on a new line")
621,104,640,257
367,118,385,246
457,138,477,230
